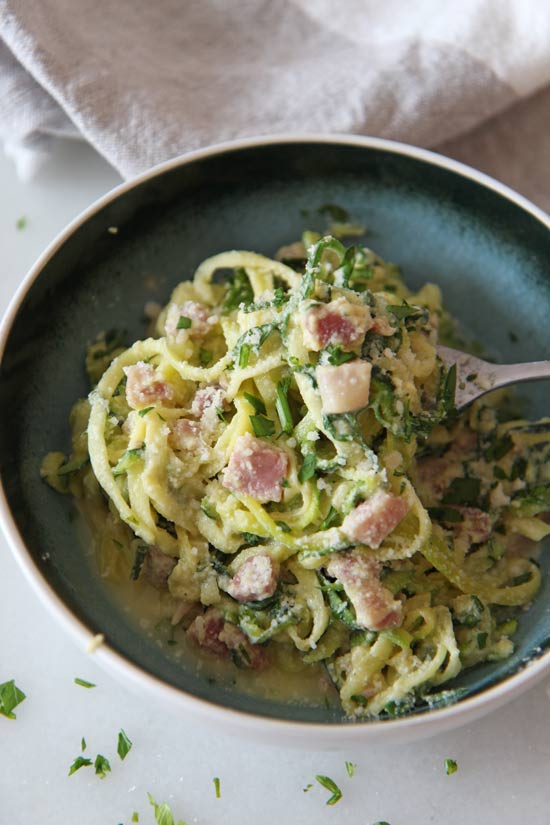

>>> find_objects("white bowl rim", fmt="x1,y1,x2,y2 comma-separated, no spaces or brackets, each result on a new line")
0,132,549,746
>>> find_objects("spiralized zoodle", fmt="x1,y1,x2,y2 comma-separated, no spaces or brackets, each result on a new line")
42,233,550,718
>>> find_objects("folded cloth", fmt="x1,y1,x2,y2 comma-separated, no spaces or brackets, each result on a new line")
1,0,549,182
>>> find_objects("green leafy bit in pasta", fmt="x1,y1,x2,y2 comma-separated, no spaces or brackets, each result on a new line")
42,234,550,720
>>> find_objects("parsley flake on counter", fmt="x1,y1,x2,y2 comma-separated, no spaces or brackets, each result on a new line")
345,760,356,778
131,814,139,823
213,776,221,798
315,775,343,806
94,753,111,779
81,737,87,752
0,679,26,720
117,728,133,760
16,216,27,230
444,758,458,775
74,677,96,688
68,755,93,776
303,783,313,793
147,792,187,825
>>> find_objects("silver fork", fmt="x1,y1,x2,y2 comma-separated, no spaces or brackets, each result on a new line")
437,346,550,412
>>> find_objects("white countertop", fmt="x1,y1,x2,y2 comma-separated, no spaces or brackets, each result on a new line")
0,139,549,825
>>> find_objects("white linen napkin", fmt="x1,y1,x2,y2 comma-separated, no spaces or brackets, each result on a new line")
1,0,549,189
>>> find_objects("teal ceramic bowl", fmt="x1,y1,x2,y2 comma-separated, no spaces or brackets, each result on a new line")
0,136,548,746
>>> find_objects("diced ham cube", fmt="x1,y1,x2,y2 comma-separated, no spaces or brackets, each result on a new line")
228,554,279,602
317,361,372,414
168,419,209,461
452,506,492,545
143,545,177,590
342,490,409,549
302,296,373,351
187,609,228,657
325,552,402,631
124,362,174,409
222,432,288,502
218,622,271,670
187,608,270,669
191,385,227,417
165,300,216,340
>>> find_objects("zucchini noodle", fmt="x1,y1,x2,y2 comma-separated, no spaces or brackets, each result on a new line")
42,232,550,719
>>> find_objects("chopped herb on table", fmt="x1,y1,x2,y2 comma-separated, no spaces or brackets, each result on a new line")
16,216,27,230
131,814,139,823
0,679,26,719
68,755,93,776
345,760,356,778
213,776,221,798
74,677,96,688
94,754,111,779
117,728,133,760
81,737,87,752
147,792,187,825
315,774,343,805
444,758,458,775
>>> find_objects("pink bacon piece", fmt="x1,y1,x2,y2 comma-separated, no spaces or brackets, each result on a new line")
222,432,288,503
326,552,402,631
302,296,373,351
187,608,270,669
165,300,216,340
228,554,279,602
124,362,174,409
143,546,177,590
342,490,409,549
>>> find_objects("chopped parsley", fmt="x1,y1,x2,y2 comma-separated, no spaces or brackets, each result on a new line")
275,377,294,434
213,777,221,798
74,677,96,689
441,477,481,507
130,545,148,580
176,315,192,330
68,755,93,775
131,814,139,823
138,406,154,417
243,392,266,414
112,447,145,476
250,414,275,438
325,345,356,366
199,347,212,366
444,758,458,775
81,737,87,752
0,679,26,719
345,760,356,778
117,729,133,760
147,792,187,825
298,453,316,483
16,216,27,230
223,267,254,312
315,774,343,806
94,754,111,779
319,505,340,531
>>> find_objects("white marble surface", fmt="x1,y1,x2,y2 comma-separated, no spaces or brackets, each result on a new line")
0,139,549,825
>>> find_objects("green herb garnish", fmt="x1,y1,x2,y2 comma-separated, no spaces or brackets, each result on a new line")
176,316,192,330
275,377,294,434
74,677,96,689
223,267,254,312
147,793,187,825
130,545,148,580
16,216,27,230
325,345,356,366
0,679,26,719
138,406,154,417
243,392,267,415
131,814,139,823
441,477,481,507
94,754,111,779
68,755,93,776
298,453,316,483
345,761,356,778
213,777,221,798
117,729,132,760
250,414,275,438
199,348,212,366
444,758,458,775
315,774,343,806
318,505,340,530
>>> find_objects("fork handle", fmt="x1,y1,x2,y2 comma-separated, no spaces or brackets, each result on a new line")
492,360,550,389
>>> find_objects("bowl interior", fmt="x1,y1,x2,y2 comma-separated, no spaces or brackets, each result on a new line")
1,139,549,723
